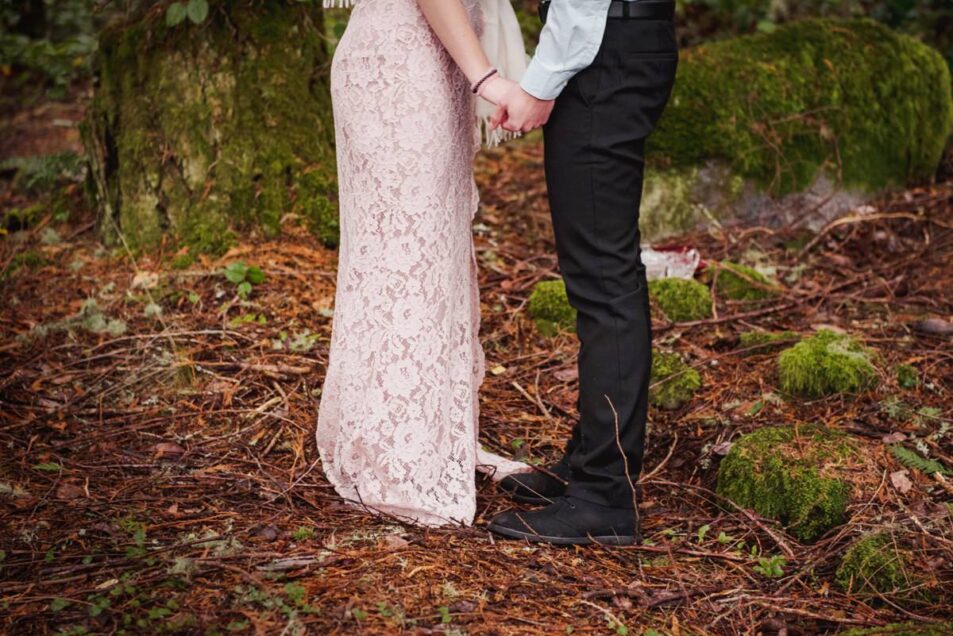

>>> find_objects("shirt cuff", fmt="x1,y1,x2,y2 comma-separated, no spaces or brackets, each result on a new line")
519,60,574,101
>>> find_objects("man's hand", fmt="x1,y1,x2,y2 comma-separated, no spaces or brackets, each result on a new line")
490,84,555,133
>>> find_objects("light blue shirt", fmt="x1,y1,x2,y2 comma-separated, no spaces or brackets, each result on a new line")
519,0,613,100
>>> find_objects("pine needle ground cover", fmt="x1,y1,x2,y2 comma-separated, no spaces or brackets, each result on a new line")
2,117,953,635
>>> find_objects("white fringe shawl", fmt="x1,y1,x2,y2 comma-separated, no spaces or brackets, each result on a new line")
324,0,529,147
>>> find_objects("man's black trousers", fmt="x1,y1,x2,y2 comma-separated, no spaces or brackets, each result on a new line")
543,13,678,508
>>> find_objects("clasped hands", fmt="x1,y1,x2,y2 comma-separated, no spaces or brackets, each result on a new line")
479,75,554,133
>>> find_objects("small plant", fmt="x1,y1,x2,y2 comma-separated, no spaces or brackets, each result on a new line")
0,152,85,193
753,554,786,578
890,444,951,476
50,598,71,612
272,330,318,352
223,261,266,300
437,605,452,624
228,313,267,328
166,0,210,26
896,364,919,389
696,524,710,543
119,518,148,559
291,526,315,541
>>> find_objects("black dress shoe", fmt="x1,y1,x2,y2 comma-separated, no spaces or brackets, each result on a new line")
498,462,570,504
487,496,640,546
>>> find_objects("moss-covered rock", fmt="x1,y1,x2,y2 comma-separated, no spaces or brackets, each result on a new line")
778,330,877,397
716,424,858,541
648,278,712,322
527,279,576,336
650,351,702,410
835,533,921,598
650,18,952,193
639,19,953,242
710,261,779,301
738,329,800,353
82,2,338,255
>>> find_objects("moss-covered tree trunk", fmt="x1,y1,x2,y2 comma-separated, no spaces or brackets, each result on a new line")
82,1,338,255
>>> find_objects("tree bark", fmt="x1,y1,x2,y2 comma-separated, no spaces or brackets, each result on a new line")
82,1,338,254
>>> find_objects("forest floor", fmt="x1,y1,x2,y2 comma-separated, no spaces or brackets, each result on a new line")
1,94,952,635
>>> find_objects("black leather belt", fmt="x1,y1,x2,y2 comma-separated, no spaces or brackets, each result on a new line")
539,0,675,23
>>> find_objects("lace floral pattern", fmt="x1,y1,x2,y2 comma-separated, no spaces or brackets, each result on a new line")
316,0,528,527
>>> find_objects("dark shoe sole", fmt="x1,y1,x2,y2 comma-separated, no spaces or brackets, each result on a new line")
488,521,637,546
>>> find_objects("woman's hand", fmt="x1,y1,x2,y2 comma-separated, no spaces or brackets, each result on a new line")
478,75,517,106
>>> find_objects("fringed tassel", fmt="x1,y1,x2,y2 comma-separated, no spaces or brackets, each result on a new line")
478,117,521,148
323,0,354,8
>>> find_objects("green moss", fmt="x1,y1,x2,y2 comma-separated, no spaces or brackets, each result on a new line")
711,261,779,301
840,624,953,636
648,278,712,322
835,533,921,599
716,424,857,542
649,19,953,194
170,252,195,270
527,279,576,336
778,330,877,397
896,364,919,390
738,330,800,353
650,351,702,410
1,249,48,280
84,2,338,254
2,203,47,232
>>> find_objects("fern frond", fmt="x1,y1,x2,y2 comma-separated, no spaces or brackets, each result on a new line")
890,444,951,476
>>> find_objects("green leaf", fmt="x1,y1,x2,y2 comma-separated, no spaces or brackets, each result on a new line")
890,444,951,475
437,605,452,624
237,281,252,299
186,0,209,24
245,266,265,285
51,598,71,612
33,462,62,472
166,2,187,26
696,524,710,543
745,400,764,416
224,261,248,284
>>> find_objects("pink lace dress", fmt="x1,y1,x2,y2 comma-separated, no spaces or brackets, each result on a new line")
316,0,527,527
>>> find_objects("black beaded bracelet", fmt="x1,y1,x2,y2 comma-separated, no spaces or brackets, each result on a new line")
471,68,498,95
